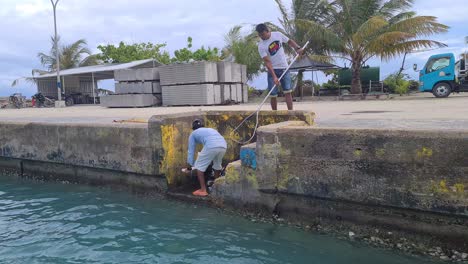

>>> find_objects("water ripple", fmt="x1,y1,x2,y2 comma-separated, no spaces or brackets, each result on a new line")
0,176,437,264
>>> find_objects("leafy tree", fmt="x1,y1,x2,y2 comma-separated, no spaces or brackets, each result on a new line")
97,42,171,64
172,37,221,63
221,25,263,81
297,0,449,94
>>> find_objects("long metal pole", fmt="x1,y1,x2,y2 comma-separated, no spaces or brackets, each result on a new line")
92,72,96,104
51,0,61,101
465,36,467,70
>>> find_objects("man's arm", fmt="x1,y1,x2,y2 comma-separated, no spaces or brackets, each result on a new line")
263,56,280,86
288,39,304,56
187,134,196,167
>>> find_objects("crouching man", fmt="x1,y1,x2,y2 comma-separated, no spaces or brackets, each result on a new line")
185,119,227,197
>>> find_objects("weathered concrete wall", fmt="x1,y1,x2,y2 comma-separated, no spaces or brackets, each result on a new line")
0,122,167,191
212,123,468,250
0,122,153,175
148,111,314,188
256,126,468,216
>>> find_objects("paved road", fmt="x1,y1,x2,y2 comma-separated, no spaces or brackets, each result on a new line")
1,93,468,131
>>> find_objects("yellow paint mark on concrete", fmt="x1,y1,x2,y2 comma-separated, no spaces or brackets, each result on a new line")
161,124,185,186
225,165,241,184
354,149,363,157
454,183,465,194
417,147,433,159
432,180,449,194
375,148,385,157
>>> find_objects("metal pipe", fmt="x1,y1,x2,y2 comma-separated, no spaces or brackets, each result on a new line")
51,0,61,102
92,72,96,104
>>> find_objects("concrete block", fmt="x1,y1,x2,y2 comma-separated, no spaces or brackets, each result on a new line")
162,84,216,106
214,85,222,105
135,68,160,81
159,61,218,86
230,85,237,102
100,94,162,108
242,84,249,103
240,143,256,169
217,62,233,83
115,82,153,94
152,82,162,94
114,69,137,82
54,101,66,108
236,84,242,103
221,84,231,103
241,64,248,84
231,63,242,83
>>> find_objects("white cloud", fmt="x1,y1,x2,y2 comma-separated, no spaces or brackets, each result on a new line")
414,0,468,23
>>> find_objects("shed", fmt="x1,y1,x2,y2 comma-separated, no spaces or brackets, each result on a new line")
34,59,160,104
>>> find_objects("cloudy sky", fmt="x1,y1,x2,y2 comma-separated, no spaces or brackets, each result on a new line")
1,0,467,97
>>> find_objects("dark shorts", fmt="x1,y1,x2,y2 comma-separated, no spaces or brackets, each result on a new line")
267,69,292,97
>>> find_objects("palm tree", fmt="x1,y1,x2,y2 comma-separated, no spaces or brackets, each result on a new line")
269,0,333,96
297,0,449,94
38,36,99,71
222,25,263,81
12,36,100,87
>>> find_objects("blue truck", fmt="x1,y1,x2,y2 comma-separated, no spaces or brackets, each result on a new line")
415,53,468,97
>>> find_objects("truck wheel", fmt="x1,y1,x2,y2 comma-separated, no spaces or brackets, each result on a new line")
65,97,74,106
432,83,451,98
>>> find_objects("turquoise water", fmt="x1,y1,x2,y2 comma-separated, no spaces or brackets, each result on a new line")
0,175,438,264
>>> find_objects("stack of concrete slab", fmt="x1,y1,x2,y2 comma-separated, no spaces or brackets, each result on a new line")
217,62,248,104
101,68,162,108
159,61,248,106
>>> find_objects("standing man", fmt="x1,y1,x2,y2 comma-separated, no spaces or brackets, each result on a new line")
256,23,304,110
185,119,227,197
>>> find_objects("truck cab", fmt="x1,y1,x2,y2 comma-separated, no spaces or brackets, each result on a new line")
417,53,468,98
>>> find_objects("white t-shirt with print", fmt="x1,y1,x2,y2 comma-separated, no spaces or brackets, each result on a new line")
258,32,290,69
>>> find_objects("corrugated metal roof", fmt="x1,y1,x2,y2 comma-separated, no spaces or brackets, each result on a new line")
289,57,339,72
35,59,159,79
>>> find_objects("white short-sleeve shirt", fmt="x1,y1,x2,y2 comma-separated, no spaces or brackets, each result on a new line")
258,32,290,69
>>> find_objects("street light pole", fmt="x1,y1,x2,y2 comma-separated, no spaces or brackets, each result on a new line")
465,36,468,69
51,0,62,102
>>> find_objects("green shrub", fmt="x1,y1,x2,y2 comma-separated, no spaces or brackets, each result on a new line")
384,73,411,95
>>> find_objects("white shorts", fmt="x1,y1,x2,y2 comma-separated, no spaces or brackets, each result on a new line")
194,147,226,172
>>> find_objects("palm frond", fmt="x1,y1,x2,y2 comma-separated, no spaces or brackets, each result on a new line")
274,0,291,26
378,39,447,60
388,16,449,36
389,11,416,24
295,19,346,53
365,31,416,54
80,54,101,67
379,0,413,18
353,16,388,45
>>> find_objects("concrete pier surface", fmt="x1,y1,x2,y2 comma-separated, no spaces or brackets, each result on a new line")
1,93,468,130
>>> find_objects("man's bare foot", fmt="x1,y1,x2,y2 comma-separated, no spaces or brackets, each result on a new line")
192,189,208,197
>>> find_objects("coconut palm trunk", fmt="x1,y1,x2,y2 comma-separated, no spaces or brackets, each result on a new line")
351,53,363,94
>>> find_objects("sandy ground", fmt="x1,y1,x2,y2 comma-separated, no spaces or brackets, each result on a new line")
1,93,468,131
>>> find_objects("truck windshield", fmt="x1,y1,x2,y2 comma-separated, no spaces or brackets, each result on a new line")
426,57,450,73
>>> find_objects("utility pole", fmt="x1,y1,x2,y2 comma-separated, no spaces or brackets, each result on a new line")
465,36,468,69
51,0,65,107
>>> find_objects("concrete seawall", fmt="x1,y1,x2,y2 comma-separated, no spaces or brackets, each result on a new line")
212,123,468,250
0,111,313,190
